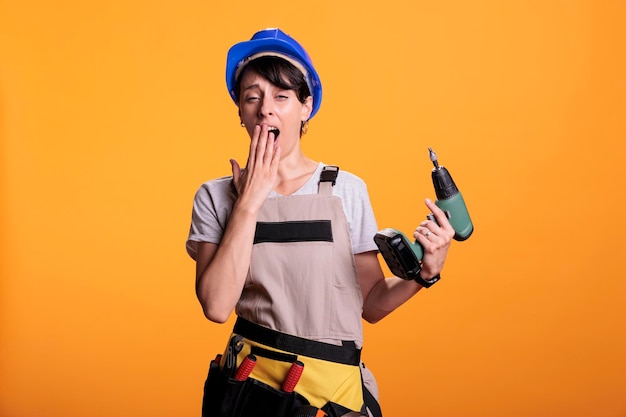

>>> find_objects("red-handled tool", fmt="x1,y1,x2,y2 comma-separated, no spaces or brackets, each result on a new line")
233,354,257,381
282,360,305,392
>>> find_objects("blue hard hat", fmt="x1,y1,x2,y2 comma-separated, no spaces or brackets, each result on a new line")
226,28,322,119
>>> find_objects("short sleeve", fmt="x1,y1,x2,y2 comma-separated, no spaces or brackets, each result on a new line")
185,177,236,260
351,186,379,254
333,171,379,255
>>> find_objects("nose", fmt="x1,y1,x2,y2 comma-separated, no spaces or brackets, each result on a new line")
258,96,273,118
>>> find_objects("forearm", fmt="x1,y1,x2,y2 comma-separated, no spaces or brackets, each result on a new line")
362,276,422,323
196,202,258,322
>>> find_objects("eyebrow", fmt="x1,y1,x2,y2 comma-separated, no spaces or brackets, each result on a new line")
242,84,261,92
242,84,292,96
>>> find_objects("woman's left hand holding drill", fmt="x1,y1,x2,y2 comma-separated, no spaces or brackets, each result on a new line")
413,198,455,279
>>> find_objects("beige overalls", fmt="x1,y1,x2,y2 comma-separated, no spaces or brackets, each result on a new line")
203,166,381,417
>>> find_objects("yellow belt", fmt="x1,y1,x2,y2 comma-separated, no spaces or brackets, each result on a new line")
221,319,364,410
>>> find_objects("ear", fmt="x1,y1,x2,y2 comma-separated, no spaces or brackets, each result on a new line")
301,96,313,121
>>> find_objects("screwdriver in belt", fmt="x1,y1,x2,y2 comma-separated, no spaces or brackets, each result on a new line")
281,360,305,392
233,354,257,381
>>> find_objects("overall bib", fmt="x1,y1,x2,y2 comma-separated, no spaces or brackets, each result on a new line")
202,166,382,417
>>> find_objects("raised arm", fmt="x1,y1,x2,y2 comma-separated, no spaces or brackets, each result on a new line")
358,199,455,323
195,125,280,323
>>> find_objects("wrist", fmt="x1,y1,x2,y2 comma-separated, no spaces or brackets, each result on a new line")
232,198,262,217
414,270,441,288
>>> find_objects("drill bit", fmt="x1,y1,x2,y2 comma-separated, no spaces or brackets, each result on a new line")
428,147,440,169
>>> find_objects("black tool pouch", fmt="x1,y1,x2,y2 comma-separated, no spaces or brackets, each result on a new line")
202,360,310,417
321,401,359,417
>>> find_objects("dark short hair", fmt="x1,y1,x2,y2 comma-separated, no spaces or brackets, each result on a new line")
234,56,312,104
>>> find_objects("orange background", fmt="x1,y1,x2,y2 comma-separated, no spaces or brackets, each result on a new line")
1,1,625,416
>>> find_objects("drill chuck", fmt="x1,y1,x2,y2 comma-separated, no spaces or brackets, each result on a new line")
432,167,459,200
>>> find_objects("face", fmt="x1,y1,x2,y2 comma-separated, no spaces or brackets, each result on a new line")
238,69,312,145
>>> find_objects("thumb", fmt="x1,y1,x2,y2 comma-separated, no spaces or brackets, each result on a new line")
230,159,242,193
230,158,241,177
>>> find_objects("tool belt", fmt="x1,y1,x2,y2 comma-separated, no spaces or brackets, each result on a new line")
234,317,361,365
202,318,378,417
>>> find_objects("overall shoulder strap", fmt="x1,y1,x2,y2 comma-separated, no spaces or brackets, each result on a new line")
318,165,339,195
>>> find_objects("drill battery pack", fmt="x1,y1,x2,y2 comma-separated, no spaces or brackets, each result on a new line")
373,228,423,281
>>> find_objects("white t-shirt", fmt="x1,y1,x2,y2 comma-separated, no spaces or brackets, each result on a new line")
186,162,380,260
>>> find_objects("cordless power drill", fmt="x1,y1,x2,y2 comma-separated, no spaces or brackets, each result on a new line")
374,148,473,283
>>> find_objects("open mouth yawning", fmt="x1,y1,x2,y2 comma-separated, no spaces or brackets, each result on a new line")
268,126,280,140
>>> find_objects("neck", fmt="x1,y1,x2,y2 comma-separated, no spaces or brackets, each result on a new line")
278,151,316,176
273,151,318,196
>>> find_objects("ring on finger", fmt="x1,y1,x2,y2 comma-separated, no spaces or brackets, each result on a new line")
425,230,431,238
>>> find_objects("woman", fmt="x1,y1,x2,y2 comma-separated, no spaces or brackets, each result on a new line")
186,28,455,417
